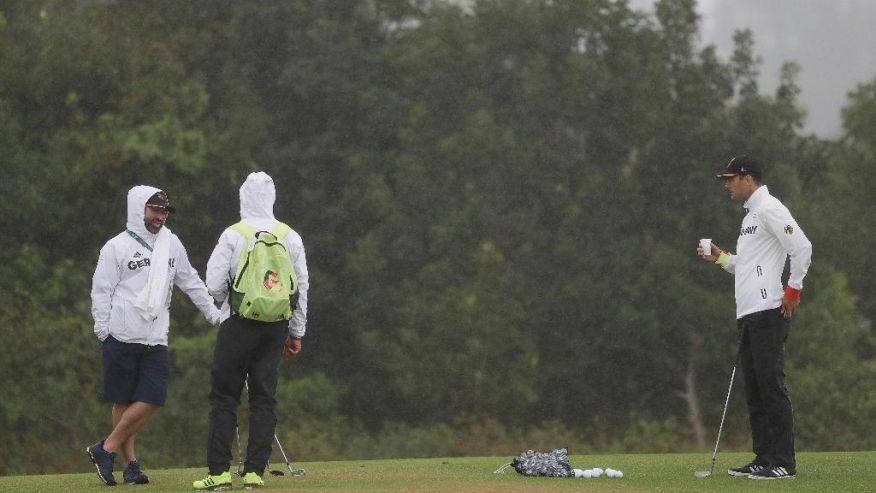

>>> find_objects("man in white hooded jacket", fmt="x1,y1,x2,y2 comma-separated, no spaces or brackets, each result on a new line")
193,172,308,490
87,186,220,486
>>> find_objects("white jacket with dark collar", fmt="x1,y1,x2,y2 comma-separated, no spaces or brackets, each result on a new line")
721,185,813,319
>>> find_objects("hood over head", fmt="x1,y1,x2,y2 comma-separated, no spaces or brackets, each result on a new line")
127,185,164,238
240,172,276,221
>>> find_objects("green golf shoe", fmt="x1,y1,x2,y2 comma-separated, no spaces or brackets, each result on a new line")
242,471,265,489
192,470,232,491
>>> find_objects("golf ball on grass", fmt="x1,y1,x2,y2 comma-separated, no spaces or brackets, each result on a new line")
574,466,623,479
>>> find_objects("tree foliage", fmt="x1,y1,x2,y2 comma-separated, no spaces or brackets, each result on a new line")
1,0,875,474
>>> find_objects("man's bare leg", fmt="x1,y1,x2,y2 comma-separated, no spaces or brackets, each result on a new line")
111,404,137,463
103,402,159,455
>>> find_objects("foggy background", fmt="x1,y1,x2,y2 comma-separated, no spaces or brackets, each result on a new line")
633,0,876,137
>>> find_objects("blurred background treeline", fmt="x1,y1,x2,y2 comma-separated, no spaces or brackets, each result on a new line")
1,0,875,475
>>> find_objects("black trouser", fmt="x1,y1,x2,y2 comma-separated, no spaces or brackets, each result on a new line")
737,308,795,469
207,316,288,475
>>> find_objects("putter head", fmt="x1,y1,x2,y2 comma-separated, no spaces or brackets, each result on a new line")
694,470,712,478
290,468,306,477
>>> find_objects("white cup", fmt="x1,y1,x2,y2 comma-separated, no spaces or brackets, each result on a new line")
699,238,712,257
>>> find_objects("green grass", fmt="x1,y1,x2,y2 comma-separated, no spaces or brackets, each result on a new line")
2,452,874,492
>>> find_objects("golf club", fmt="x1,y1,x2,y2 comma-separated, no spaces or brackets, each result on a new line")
235,379,306,477
266,460,286,476
274,432,306,476
694,341,742,478
235,420,245,477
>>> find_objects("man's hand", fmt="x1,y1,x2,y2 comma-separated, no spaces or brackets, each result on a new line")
697,242,721,263
283,336,302,360
781,296,799,319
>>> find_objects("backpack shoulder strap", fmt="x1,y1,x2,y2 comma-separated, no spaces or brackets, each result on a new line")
270,222,292,241
229,221,257,239
228,222,257,290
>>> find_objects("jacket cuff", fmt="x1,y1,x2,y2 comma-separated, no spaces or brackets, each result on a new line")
784,286,802,301
95,328,109,342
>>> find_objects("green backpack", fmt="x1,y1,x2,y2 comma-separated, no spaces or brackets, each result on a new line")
228,222,299,322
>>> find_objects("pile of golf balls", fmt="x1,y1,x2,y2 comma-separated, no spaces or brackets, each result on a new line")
572,467,623,478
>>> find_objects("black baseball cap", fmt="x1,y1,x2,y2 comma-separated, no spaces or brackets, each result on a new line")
146,190,176,213
716,155,762,180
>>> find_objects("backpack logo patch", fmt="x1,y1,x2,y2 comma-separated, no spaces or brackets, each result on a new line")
263,270,281,291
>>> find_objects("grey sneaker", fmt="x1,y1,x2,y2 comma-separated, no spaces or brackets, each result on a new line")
86,441,117,486
123,459,149,485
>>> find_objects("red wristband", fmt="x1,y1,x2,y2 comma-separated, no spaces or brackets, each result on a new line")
784,286,801,301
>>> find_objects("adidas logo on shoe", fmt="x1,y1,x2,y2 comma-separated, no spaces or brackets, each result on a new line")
727,461,765,477
193,470,233,491
749,465,796,480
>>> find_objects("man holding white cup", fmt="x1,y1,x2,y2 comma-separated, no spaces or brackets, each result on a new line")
697,156,812,480
699,239,711,257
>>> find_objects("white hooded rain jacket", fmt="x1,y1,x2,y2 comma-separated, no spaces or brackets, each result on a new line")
206,172,309,337
91,185,220,345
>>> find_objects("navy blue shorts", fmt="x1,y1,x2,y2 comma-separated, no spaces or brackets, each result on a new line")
101,336,169,406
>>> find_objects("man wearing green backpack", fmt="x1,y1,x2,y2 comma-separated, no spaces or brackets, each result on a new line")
194,172,309,491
